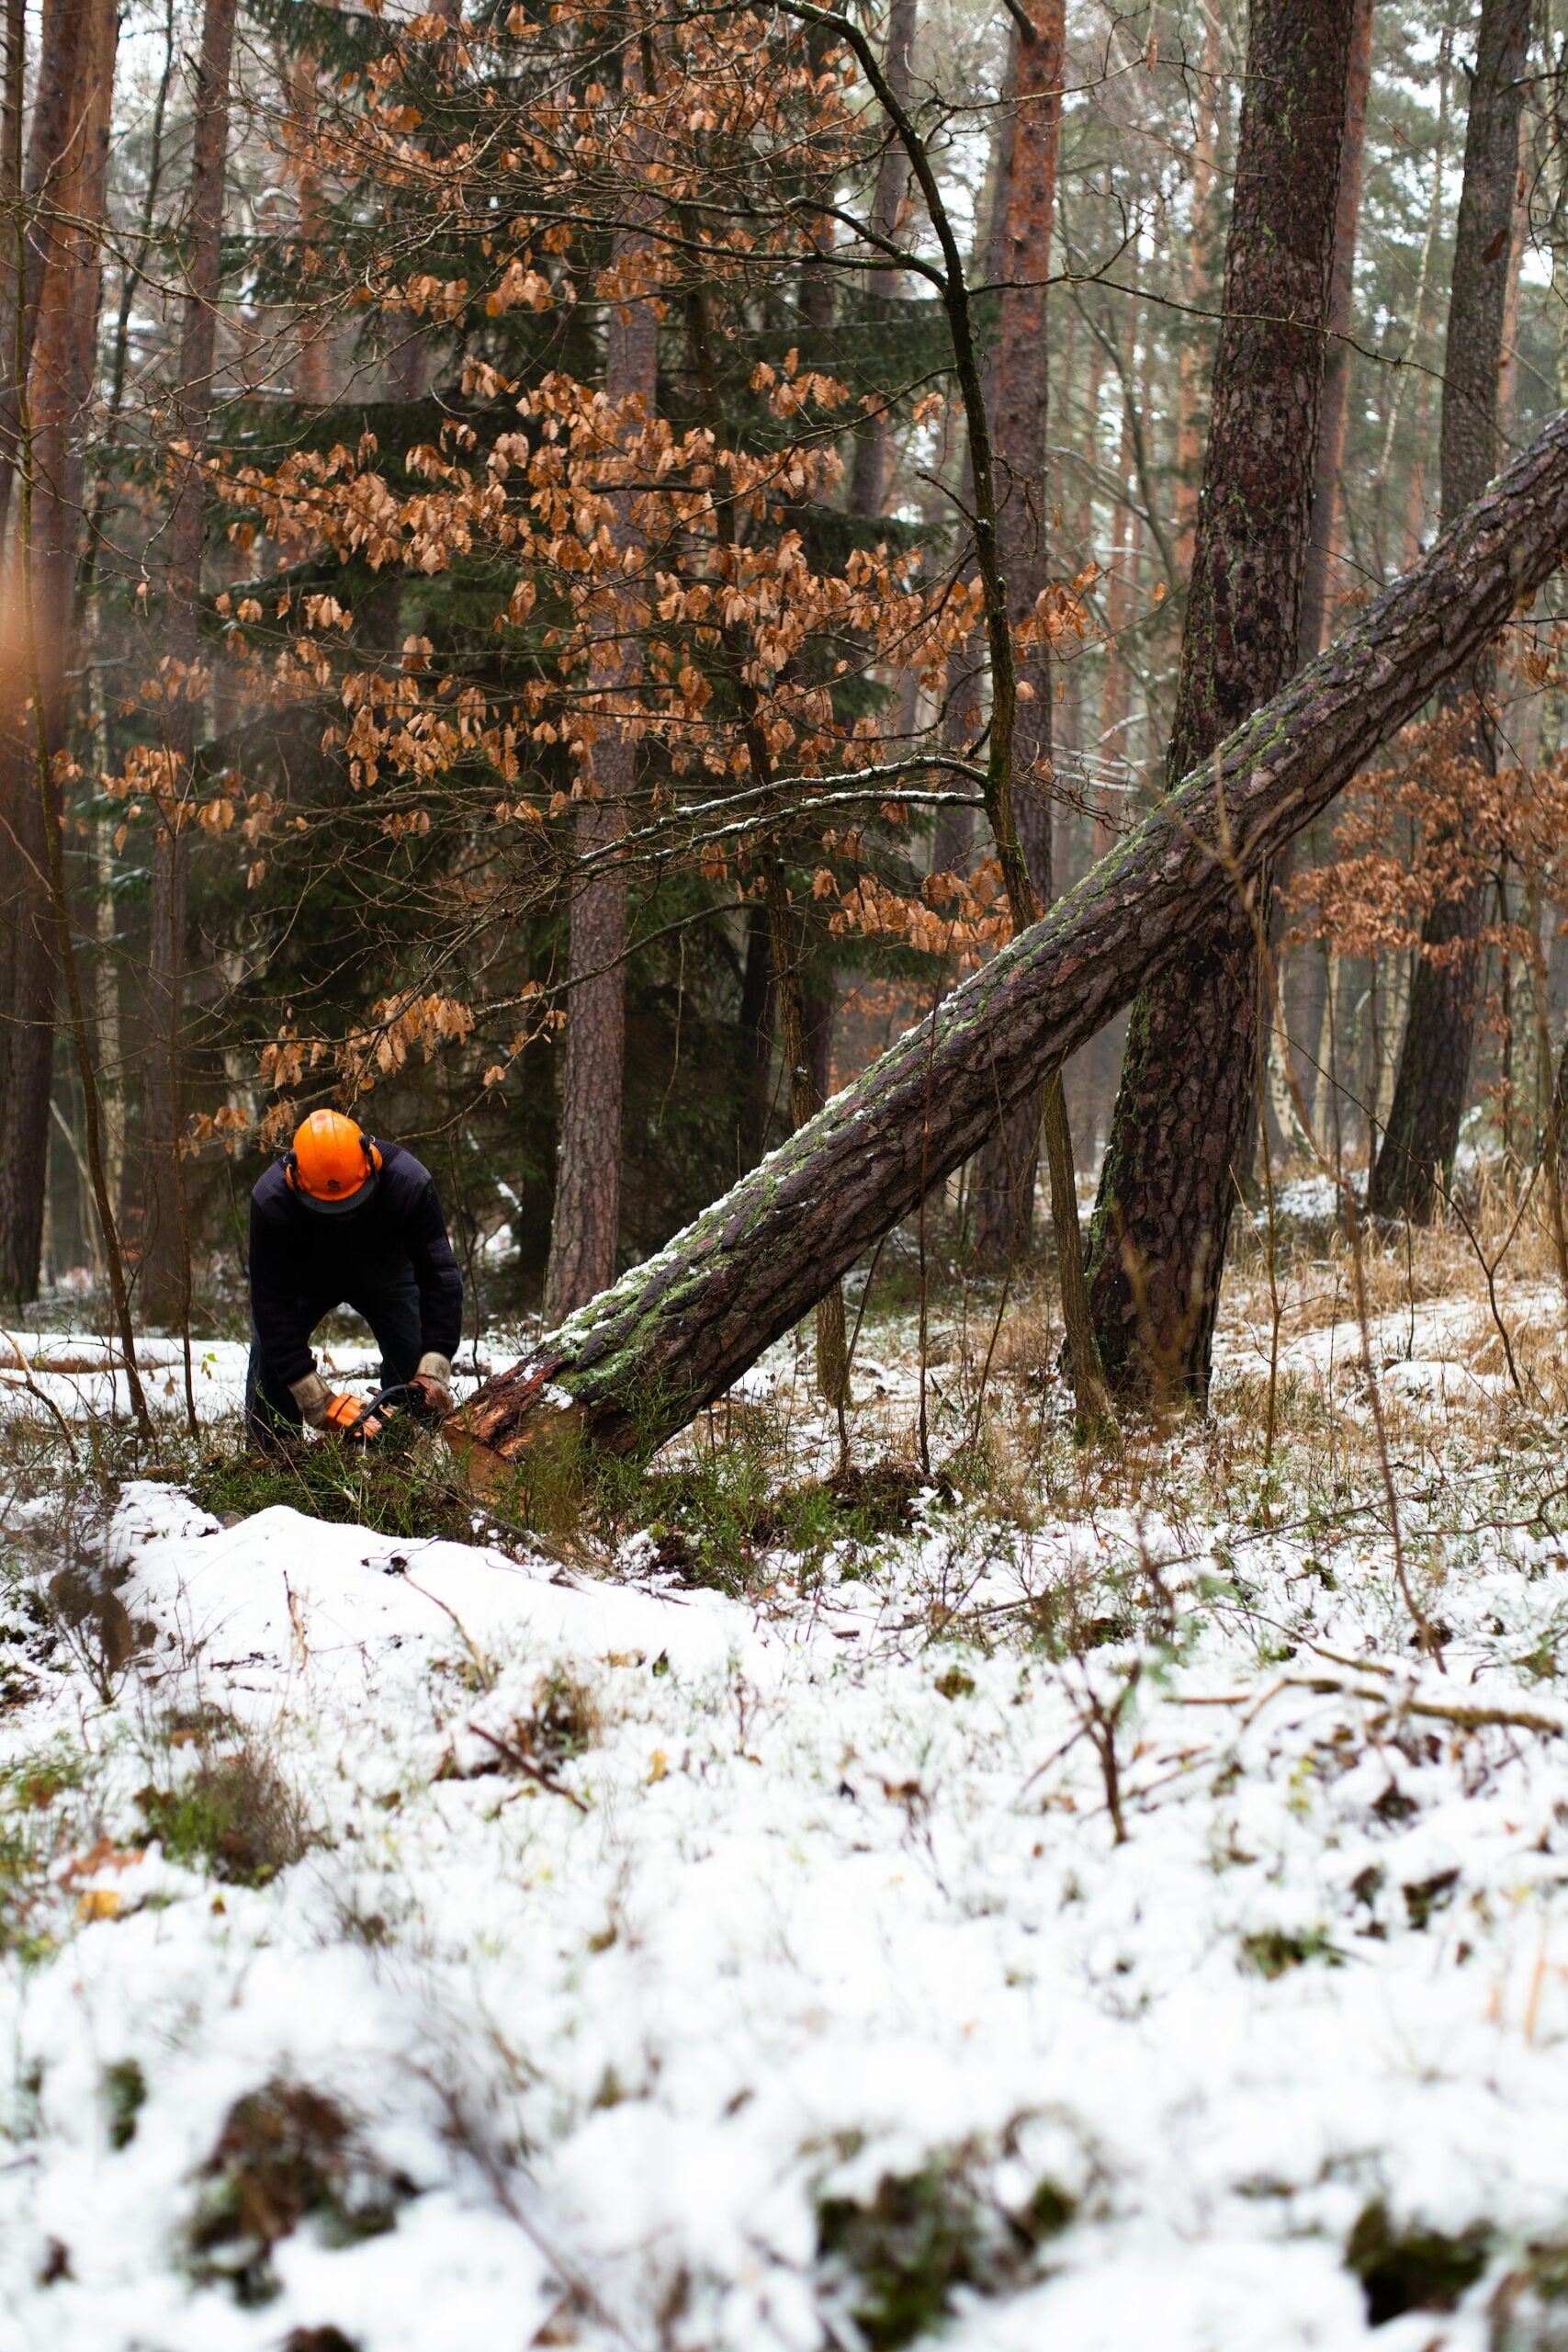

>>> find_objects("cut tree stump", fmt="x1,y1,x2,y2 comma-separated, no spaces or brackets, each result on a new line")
446,407,1568,1476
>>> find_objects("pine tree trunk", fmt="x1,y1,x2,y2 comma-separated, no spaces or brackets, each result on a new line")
1173,0,1223,575
0,0,115,1303
543,59,659,1320
1368,0,1531,1221
763,864,848,1402
0,0,88,539
972,0,1080,1279
447,403,1568,1470
140,0,238,1324
737,902,775,1167
1083,0,1355,1404
1297,0,1374,661
847,0,919,518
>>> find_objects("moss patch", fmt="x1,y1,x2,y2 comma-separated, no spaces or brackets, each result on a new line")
1346,2199,1492,2325
1237,1927,1343,1980
818,2164,984,2350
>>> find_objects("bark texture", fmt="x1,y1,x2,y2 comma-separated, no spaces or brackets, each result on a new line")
1174,0,1223,572
1297,0,1375,662
447,402,1568,1471
1084,0,1353,1402
0,0,115,1300
1368,0,1530,1222
974,0,1066,1263
542,70,658,1320
139,0,239,1322
0,0,87,538
847,0,919,518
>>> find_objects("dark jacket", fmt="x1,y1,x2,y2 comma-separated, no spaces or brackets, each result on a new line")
249,1138,463,1386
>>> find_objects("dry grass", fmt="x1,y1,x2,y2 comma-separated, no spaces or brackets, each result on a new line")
806,1159,1568,1541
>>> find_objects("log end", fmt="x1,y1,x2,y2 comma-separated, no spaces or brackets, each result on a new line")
443,1351,587,1490
440,1417,513,1492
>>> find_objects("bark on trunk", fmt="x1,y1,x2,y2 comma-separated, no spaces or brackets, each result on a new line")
1174,0,1223,574
1297,0,1374,662
737,900,775,1166
0,0,88,539
763,863,847,1401
973,0,1066,1265
0,0,115,1302
1083,0,1354,1404
1368,0,1530,1222
847,0,919,519
139,0,239,1324
447,401,1568,1470
542,59,659,1320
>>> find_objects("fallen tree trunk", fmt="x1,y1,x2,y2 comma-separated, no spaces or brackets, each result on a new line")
450,409,1568,1472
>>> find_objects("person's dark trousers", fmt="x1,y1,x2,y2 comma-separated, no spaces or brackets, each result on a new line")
245,1272,423,1447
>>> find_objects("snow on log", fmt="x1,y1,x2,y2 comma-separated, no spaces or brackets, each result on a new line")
446,409,1568,1474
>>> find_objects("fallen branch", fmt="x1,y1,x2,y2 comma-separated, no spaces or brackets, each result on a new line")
1280,1674,1565,1739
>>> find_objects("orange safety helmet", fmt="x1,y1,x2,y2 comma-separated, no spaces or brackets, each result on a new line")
285,1111,383,1216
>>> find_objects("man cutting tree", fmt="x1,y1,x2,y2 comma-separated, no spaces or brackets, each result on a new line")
246,1111,464,1446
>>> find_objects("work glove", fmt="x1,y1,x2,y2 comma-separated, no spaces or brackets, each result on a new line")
289,1370,384,1442
407,1352,454,1419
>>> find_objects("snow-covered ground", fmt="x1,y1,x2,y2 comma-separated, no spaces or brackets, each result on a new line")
6,1257,1568,2350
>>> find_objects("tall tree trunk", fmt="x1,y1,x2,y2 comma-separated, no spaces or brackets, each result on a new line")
287,46,333,404
762,861,848,1401
737,900,775,1167
543,52,658,1321
973,0,1070,1267
1368,0,1531,1221
1272,0,1372,1166
0,0,88,540
848,0,919,518
0,0,22,349
1095,301,1139,770
448,401,1568,1471
1372,28,1452,580
930,74,1018,893
141,0,239,1323
1297,0,1375,660
1081,0,1354,1405
0,0,115,1302
1174,0,1223,575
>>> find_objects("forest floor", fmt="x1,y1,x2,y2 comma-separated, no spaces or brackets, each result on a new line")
5,1179,1568,2349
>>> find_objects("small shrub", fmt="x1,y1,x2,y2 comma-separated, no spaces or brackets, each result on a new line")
187,2079,414,2305
1346,2199,1492,2326
1491,2240,1568,2350
527,1667,601,1765
138,1734,312,1887
818,2165,983,2351
102,2057,147,2150
1403,1869,1461,1930
443,1665,603,1789
604,1451,950,1595
0,1743,85,1963
1238,1927,1343,1980
815,2132,1075,2350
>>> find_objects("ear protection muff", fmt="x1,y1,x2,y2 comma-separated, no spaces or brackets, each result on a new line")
285,1131,383,1193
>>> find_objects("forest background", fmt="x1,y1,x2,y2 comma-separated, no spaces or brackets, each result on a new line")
5,0,1567,1421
